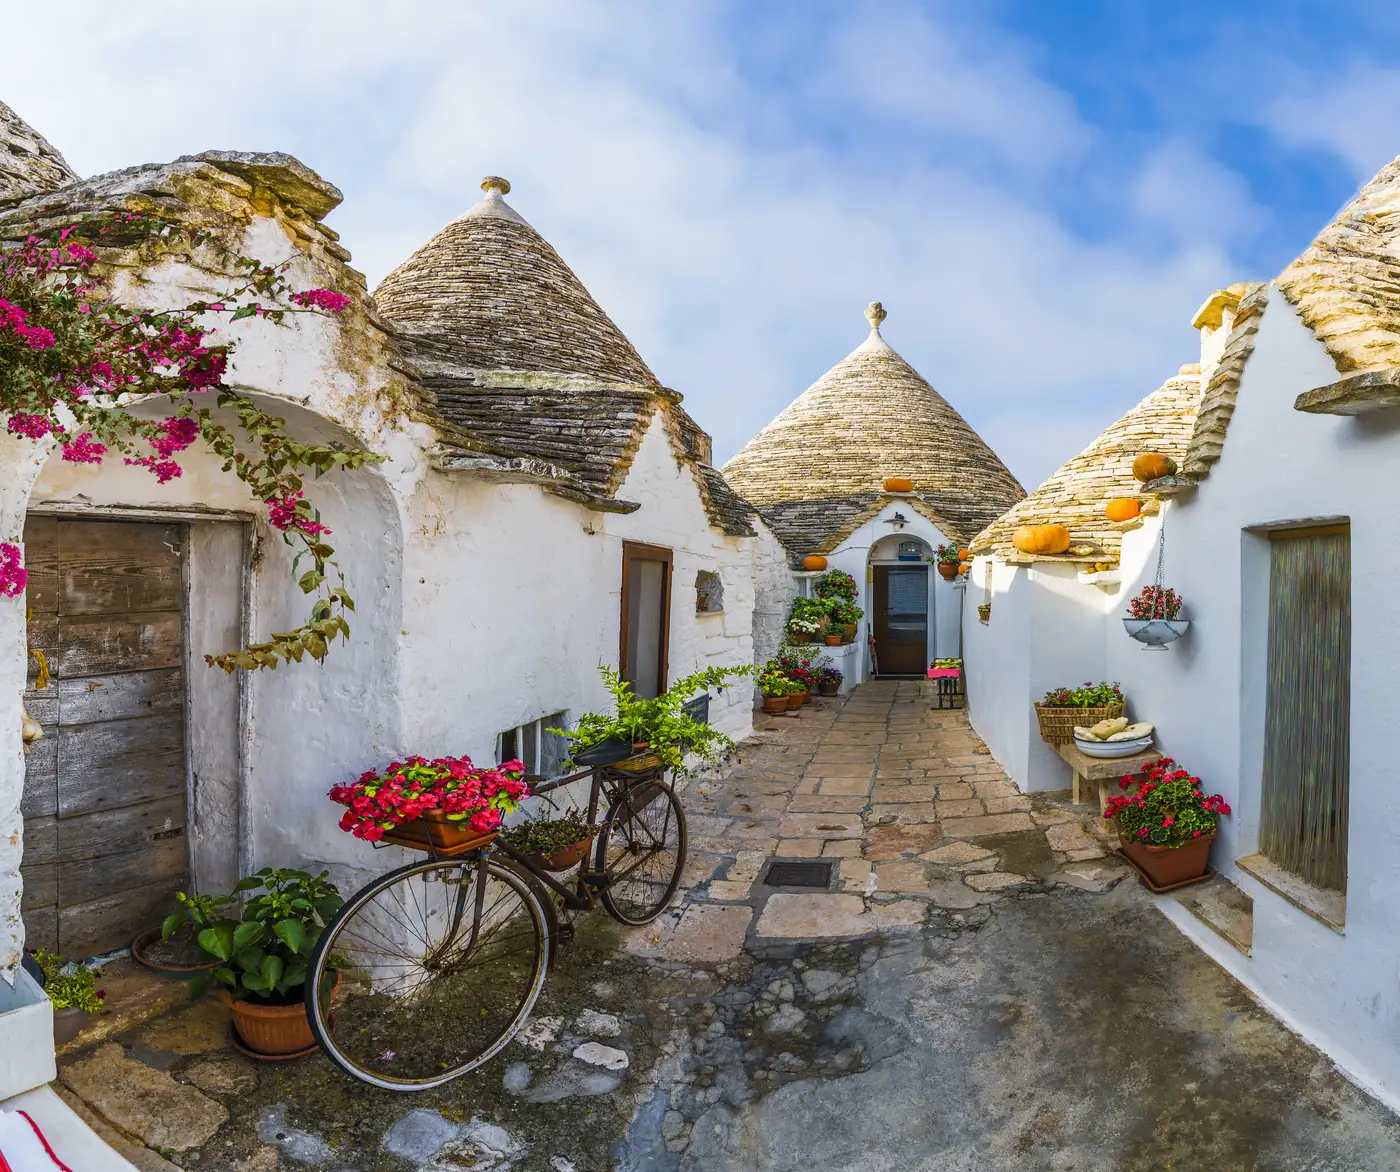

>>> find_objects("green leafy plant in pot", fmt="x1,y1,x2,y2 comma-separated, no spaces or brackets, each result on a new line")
556,664,754,775
132,891,232,976
191,867,345,1058
501,810,594,871
28,948,105,1048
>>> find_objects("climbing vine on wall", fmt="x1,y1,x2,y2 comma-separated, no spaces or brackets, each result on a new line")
0,211,384,671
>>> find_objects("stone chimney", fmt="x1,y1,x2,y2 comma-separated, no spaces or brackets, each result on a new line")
1191,281,1250,387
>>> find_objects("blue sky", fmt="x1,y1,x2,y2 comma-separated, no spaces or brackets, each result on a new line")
7,1,1399,488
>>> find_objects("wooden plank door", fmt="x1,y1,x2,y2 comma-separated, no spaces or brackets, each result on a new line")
21,517,189,958
620,542,672,700
873,565,929,676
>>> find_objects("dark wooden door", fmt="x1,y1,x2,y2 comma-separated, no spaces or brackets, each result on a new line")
22,517,189,958
620,542,672,700
873,565,929,676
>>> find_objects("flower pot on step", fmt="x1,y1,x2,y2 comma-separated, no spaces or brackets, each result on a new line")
789,689,809,708
789,633,811,644
1118,833,1214,889
762,696,787,714
219,971,340,1058
842,624,857,642
817,681,839,696
131,925,220,978
823,634,842,646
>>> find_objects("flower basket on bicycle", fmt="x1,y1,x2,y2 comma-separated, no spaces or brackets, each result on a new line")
310,751,687,1093
380,811,500,857
328,755,530,849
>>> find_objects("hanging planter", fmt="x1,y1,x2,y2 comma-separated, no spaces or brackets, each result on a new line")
1124,522,1189,649
1123,616,1190,648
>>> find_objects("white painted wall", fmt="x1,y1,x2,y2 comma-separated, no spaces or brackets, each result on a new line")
821,500,958,681
964,284,1400,1108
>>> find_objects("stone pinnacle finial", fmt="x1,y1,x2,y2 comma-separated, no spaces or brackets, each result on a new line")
480,176,512,197
865,301,887,332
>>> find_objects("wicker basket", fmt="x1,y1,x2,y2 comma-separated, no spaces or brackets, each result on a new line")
1033,702,1124,746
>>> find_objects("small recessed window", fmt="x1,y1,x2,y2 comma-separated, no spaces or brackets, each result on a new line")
497,710,568,776
696,570,723,614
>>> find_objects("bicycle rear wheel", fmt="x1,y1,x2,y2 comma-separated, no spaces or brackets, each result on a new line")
306,855,548,1090
596,778,687,925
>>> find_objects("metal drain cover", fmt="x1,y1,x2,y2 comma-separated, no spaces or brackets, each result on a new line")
762,860,835,888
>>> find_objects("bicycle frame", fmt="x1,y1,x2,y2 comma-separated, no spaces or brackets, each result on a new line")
492,761,666,910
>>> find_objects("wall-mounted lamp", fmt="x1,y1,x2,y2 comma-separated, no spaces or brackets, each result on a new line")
884,512,909,531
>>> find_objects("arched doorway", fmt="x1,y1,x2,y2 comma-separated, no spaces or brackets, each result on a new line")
868,536,932,677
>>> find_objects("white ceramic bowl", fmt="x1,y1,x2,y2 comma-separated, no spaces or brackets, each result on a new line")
1073,734,1154,758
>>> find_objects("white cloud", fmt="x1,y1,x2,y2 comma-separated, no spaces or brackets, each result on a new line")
1265,62,1400,181
2,0,1244,489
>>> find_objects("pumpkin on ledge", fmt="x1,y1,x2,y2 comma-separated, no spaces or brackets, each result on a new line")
1012,524,1072,556
802,555,828,571
1105,498,1142,522
882,477,914,493
1132,453,1177,483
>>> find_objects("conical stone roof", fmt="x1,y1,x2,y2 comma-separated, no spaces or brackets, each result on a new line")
723,303,1024,553
0,100,77,203
374,176,660,388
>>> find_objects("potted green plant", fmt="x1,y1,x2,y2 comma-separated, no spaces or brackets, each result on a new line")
830,601,863,642
500,811,594,871
760,668,795,713
1033,681,1125,745
132,891,233,977
813,568,858,603
933,543,960,580
816,665,843,696
822,620,843,646
1104,758,1230,890
28,948,105,1048
556,664,753,776
191,867,345,1059
1124,585,1190,649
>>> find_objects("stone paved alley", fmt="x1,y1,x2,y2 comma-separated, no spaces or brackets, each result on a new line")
56,683,1400,1171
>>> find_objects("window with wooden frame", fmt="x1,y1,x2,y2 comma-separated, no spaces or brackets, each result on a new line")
621,541,672,701
1259,523,1350,892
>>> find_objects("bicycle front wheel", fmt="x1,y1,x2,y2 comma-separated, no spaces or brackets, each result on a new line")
307,855,548,1090
596,779,687,925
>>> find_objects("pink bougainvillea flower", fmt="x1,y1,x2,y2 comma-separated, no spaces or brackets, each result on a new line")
124,454,182,484
6,413,61,441
0,543,26,597
61,433,106,465
289,288,352,313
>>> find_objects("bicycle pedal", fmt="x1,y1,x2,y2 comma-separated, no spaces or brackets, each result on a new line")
556,922,576,943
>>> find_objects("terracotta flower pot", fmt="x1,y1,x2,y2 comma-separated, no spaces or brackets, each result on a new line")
789,632,811,644
762,695,787,714
937,562,959,581
381,810,499,857
538,839,590,872
131,925,220,978
219,971,339,1058
53,1005,89,1048
1118,833,1214,889
823,634,842,646
818,681,839,696
842,624,857,641
789,689,809,708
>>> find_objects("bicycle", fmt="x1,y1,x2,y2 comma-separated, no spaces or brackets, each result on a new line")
303,756,687,1090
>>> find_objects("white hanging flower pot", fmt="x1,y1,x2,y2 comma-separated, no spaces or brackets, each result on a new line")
1123,618,1190,649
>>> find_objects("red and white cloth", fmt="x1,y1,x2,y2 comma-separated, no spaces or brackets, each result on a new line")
0,1110,74,1172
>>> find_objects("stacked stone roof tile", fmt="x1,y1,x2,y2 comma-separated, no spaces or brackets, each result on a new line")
722,304,1023,558
380,178,753,536
1180,284,1268,479
972,370,1204,562
375,179,660,389
0,101,76,204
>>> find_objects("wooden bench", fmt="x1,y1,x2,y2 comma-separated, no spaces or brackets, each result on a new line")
1056,742,1162,811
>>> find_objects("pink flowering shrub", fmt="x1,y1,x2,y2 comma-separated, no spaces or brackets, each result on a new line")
0,210,379,671
329,756,531,842
0,543,27,597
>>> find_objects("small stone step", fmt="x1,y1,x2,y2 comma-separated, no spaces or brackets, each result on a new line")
1179,875,1253,955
